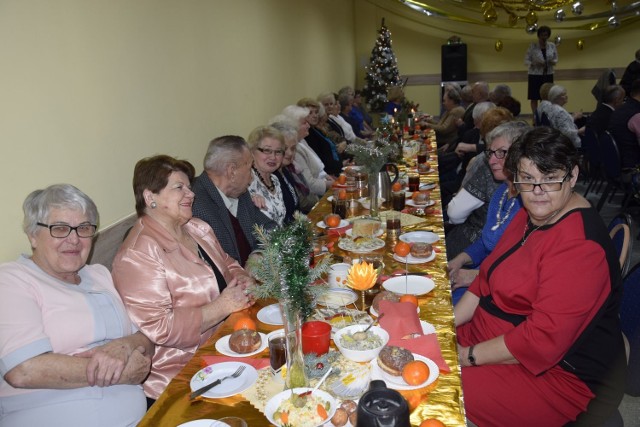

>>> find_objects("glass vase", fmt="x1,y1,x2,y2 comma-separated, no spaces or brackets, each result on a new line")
280,299,309,390
368,172,380,218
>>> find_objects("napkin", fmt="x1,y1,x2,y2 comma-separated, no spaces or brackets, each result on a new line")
378,301,423,340
378,301,450,373
201,355,270,370
326,224,351,236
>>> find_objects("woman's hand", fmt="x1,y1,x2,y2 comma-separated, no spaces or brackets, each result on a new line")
216,280,254,314
324,176,335,190
336,141,348,153
76,339,145,387
251,194,267,210
451,269,479,290
117,347,152,385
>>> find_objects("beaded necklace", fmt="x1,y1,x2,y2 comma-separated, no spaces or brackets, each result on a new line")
521,208,561,246
491,187,517,231
253,167,274,192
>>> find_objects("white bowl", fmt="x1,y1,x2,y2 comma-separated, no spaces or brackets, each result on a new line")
334,325,389,362
265,387,336,427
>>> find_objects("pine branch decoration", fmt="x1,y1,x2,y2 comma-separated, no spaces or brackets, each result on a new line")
250,213,331,320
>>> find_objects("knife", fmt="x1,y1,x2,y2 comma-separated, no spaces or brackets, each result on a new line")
190,378,224,400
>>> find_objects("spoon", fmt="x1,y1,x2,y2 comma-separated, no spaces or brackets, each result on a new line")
353,313,384,341
299,367,334,397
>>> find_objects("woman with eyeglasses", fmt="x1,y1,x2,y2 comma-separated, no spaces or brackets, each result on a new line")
0,184,153,426
447,122,530,304
455,127,625,426
247,125,288,226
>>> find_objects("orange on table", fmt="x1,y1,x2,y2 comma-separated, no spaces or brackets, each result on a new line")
394,241,411,257
338,189,347,200
402,360,430,386
399,294,419,307
420,419,446,427
392,181,403,192
337,174,347,185
233,316,256,331
324,214,341,228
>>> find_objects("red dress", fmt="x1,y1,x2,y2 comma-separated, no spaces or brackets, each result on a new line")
457,208,625,426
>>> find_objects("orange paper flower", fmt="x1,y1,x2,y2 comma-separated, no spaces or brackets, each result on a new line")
347,261,378,291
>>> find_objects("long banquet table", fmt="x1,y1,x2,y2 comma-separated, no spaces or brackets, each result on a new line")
137,138,466,427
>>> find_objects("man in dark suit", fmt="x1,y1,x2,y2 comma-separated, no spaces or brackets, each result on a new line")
620,49,640,97
608,79,640,170
588,85,625,136
192,135,277,266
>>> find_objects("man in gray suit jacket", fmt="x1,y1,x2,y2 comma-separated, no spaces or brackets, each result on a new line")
192,135,277,266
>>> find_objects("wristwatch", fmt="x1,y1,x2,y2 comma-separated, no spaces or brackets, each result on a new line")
468,345,477,366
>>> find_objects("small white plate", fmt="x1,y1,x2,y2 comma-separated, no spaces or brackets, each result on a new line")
190,362,258,399
382,275,435,296
316,219,350,229
372,354,439,390
346,228,384,238
257,303,283,325
338,237,386,253
399,231,440,244
215,332,268,357
358,197,386,210
327,195,334,202
265,387,337,427
406,199,435,208
392,251,437,264
316,288,358,307
178,421,230,427
420,320,436,335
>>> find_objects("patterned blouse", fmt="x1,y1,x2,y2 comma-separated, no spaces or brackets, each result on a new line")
525,41,558,76
248,168,286,226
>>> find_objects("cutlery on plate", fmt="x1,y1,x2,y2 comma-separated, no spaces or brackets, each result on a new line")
190,365,245,400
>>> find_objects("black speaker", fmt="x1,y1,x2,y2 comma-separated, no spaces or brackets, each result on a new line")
441,44,467,82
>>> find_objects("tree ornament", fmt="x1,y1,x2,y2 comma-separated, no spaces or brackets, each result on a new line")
577,39,584,50
555,9,566,22
608,15,620,28
572,1,584,16
484,8,498,23
525,11,538,26
495,40,503,52
526,23,538,34
554,35,562,45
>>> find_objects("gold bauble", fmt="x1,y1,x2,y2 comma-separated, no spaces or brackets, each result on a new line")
484,8,498,23
577,39,584,50
495,40,503,52
525,11,538,26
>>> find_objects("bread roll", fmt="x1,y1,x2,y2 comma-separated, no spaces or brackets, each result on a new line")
228,329,261,354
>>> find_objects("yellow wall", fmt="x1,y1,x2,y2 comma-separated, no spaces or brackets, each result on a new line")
0,0,356,262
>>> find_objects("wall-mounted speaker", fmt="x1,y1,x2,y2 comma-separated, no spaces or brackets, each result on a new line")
441,44,467,82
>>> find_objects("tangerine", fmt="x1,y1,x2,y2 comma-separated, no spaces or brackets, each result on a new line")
392,181,403,192
338,189,347,200
394,241,411,257
399,294,419,307
420,419,446,427
402,360,430,386
233,316,256,331
337,174,347,185
324,214,341,228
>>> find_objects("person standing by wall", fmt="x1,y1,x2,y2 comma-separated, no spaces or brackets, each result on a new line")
525,26,558,118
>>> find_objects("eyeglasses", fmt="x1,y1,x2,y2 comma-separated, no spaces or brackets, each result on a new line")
484,148,509,159
514,172,570,192
37,222,97,238
256,147,284,157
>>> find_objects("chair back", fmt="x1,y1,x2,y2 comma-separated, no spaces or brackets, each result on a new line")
608,213,634,277
599,131,622,180
581,127,601,170
621,261,640,396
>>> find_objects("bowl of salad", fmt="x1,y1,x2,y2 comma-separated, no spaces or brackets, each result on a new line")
334,324,389,362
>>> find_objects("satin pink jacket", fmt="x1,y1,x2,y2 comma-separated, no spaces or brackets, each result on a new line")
112,216,248,399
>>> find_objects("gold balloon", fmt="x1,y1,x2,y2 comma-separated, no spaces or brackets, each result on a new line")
525,11,538,26
577,39,584,50
508,13,519,27
495,40,503,52
484,8,498,23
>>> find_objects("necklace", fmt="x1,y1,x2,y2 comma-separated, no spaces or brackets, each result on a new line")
491,187,517,231
253,167,274,192
521,209,561,246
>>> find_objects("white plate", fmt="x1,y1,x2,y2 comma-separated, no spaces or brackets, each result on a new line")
178,421,230,427
316,288,358,307
214,332,268,357
403,183,436,197
370,303,419,317
382,275,435,296
392,251,437,264
317,219,350,229
346,228,384,238
190,362,258,399
257,303,283,325
327,195,334,202
265,387,337,427
408,167,434,175
338,237,386,253
399,231,440,244
420,320,436,335
358,197,386,210
372,354,439,390
406,199,435,208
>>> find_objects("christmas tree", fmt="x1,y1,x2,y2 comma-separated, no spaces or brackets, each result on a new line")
362,18,402,113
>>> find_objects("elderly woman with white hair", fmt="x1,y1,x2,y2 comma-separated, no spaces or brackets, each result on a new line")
546,85,584,147
279,105,334,198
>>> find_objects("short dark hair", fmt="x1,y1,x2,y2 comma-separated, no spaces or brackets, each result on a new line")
537,26,551,37
505,127,579,179
603,85,625,104
132,155,195,217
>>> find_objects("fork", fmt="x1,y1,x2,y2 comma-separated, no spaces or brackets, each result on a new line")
190,365,246,400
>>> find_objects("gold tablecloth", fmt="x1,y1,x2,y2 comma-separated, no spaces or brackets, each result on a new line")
137,139,466,427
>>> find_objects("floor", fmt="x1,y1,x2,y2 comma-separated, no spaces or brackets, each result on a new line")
578,179,640,427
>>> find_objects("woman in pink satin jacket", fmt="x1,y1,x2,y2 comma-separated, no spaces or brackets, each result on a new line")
112,155,255,406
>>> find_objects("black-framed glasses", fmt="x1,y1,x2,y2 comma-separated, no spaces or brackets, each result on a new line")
484,148,509,159
37,222,97,238
256,147,285,157
514,171,570,193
